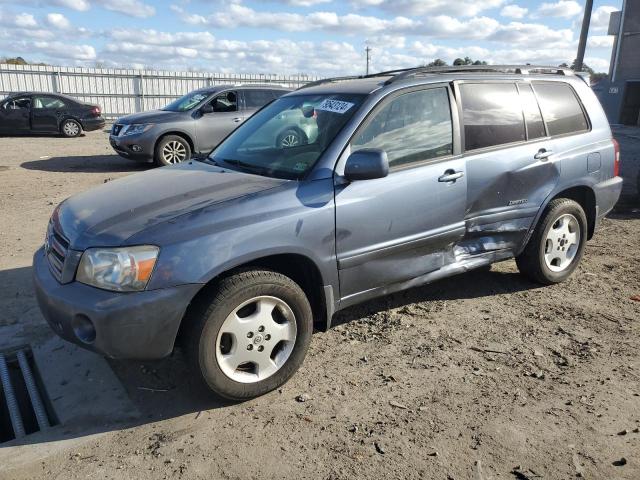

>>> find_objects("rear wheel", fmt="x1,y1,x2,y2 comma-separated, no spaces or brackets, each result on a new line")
276,129,304,149
61,119,81,138
185,269,313,400
516,198,587,284
155,135,191,166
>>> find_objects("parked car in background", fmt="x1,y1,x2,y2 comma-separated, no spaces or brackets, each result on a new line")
34,65,622,401
109,85,291,166
0,92,105,137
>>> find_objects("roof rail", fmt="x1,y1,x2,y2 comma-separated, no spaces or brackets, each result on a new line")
384,64,575,85
297,65,575,91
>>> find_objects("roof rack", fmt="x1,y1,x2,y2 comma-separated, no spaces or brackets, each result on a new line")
297,65,575,90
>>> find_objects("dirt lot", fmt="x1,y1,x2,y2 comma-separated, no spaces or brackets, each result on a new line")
0,128,639,480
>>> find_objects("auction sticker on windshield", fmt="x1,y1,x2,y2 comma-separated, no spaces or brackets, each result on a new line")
316,99,355,114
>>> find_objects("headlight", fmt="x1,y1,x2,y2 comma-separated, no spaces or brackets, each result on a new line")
122,124,154,136
76,246,159,292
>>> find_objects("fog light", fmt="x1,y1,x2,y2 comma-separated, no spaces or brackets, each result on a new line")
72,315,96,344
131,145,143,152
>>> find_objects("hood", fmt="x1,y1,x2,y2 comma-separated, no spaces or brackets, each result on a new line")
55,162,286,250
117,109,186,125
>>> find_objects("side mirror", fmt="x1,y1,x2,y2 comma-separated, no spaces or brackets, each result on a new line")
344,149,389,181
200,103,214,114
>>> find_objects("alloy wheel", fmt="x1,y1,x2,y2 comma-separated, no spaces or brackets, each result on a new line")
543,213,581,272
63,121,79,137
162,140,187,164
215,296,297,383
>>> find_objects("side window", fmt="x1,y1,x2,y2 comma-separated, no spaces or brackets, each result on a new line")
212,91,238,113
518,84,546,140
33,96,65,109
533,82,589,136
243,89,275,109
351,87,453,168
459,83,525,151
5,97,31,110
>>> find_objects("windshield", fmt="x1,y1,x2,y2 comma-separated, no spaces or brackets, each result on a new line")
209,93,365,179
162,91,209,112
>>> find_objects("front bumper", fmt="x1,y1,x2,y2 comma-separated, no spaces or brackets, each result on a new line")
109,132,155,162
33,247,201,360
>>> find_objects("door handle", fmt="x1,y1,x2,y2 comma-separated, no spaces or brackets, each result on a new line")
438,170,464,183
233,117,242,123
534,148,553,160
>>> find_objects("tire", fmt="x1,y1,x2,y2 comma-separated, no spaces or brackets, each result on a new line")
516,198,588,285
184,269,313,401
155,135,191,166
61,119,81,138
276,129,304,149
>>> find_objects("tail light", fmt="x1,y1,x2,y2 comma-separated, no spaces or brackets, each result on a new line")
612,138,620,177
90,106,101,117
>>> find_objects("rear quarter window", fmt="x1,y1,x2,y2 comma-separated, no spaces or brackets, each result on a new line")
459,83,526,151
532,82,589,137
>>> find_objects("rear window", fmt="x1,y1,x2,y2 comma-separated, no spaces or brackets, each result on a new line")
460,83,525,151
533,82,589,137
244,89,276,109
518,84,546,140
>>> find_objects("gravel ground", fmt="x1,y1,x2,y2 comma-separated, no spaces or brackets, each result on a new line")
0,128,639,480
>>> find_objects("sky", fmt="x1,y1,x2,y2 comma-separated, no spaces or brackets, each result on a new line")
0,0,623,76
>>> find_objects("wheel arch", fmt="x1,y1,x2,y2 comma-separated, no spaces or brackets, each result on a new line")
175,252,329,348
59,116,83,132
522,184,597,253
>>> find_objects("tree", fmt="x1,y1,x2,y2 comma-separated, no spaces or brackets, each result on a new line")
427,58,447,67
453,57,488,66
560,59,607,85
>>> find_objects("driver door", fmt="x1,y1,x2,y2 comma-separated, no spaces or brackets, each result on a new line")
0,97,31,134
195,90,244,152
334,85,467,301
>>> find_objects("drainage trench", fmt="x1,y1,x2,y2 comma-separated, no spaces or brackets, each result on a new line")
0,347,58,443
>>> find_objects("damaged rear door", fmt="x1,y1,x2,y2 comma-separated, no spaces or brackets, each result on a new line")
456,81,560,254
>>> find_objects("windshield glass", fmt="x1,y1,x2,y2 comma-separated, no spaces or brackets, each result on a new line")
209,93,366,179
162,91,209,112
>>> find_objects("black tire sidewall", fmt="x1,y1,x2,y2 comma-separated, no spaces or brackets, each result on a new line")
535,200,587,283
155,135,191,166
196,273,313,401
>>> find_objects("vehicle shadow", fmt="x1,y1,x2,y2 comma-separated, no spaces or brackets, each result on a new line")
20,155,151,173
331,267,541,328
0,265,537,450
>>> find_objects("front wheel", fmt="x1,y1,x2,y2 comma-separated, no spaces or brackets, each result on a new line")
516,198,587,284
155,135,191,166
185,269,313,401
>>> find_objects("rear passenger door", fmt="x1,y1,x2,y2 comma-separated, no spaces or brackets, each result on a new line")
31,95,66,133
457,81,560,243
335,85,467,300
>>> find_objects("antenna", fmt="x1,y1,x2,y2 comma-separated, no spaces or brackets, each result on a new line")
365,44,372,76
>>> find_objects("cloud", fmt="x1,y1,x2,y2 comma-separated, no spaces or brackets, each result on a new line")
53,0,90,10
14,12,36,27
590,5,617,32
534,1,582,19
500,4,528,19
350,0,506,18
588,35,614,49
102,0,155,18
46,12,70,29
280,0,332,5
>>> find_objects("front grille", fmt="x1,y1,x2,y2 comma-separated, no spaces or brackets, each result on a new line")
46,222,69,282
112,124,123,136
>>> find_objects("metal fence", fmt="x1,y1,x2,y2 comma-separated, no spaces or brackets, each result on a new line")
0,64,319,119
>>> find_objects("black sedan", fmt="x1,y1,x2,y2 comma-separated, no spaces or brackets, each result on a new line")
0,92,105,137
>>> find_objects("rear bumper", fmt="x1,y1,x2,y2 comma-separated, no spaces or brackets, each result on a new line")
594,176,623,229
33,247,201,360
83,117,106,132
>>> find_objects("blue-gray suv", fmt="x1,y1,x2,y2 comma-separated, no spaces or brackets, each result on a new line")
34,66,623,400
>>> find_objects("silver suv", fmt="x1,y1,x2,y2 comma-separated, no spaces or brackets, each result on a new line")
35,65,622,401
110,85,291,166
